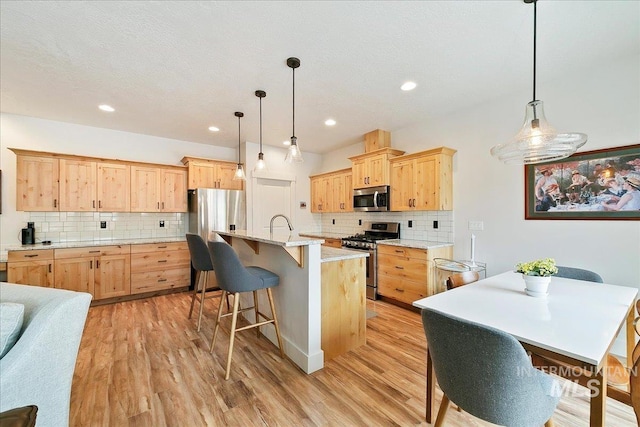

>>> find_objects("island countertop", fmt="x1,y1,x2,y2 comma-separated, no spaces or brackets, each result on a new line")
213,230,324,247
321,246,369,263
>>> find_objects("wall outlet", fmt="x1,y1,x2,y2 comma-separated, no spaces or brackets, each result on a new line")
332,219,335,225
408,220,413,228
433,220,438,229
469,220,484,231
100,221,107,229
299,201,307,209
159,220,165,228
358,219,362,226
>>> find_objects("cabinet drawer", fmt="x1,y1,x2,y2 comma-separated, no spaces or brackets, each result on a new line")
55,245,130,259
378,256,427,282
131,267,190,293
378,275,428,304
8,249,54,261
378,244,427,259
131,241,187,254
131,249,190,271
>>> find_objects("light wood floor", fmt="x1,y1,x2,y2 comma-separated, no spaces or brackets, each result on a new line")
70,292,637,426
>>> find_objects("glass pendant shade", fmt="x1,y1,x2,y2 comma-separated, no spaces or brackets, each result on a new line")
285,136,303,163
233,111,246,181
490,100,587,165
254,152,267,172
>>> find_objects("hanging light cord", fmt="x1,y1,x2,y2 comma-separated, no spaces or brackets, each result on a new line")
292,66,296,139
532,0,537,102
237,115,241,163
259,96,263,152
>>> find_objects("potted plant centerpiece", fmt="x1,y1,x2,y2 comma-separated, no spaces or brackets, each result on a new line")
515,258,558,297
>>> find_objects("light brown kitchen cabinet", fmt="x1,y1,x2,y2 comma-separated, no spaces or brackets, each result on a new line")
54,245,130,299
377,244,452,306
131,165,187,212
310,168,352,213
364,129,391,153
97,162,131,211
389,147,456,211
15,155,59,211
349,148,404,189
181,156,244,190
7,250,55,288
58,159,97,211
130,242,190,294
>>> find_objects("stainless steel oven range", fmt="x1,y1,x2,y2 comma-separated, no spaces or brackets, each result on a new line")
341,221,400,300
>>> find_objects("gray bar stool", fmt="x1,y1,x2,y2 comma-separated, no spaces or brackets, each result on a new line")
207,241,285,380
185,233,228,332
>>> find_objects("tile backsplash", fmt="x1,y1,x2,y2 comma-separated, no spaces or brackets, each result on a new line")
24,212,187,243
318,210,454,243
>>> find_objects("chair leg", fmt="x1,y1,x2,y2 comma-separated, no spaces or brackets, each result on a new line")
266,288,285,358
188,270,201,319
196,271,208,332
224,292,241,380
544,419,555,427
434,394,450,427
253,290,260,338
210,290,227,353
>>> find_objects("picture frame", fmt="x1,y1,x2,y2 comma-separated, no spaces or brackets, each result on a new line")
524,144,640,220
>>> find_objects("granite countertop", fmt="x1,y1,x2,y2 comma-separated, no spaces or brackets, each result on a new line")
213,230,324,247
0,237,187,263
299,231,348,240
377,239,454,250
321,246,369,263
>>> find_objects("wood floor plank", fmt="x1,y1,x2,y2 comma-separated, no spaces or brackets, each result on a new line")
70,291,637,426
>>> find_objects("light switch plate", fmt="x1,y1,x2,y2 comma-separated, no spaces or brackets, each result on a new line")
468,220,484,231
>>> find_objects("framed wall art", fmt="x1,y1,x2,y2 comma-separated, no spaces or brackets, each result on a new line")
524,144,640,220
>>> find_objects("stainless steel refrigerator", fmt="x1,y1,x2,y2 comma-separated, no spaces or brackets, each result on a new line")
188,188,246,241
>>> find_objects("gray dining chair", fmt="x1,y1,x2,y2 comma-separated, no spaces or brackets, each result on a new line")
555,266,603,283
421,308,560,427
185,233,229,331
208,241,285,380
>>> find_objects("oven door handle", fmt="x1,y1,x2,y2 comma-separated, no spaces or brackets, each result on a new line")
373,191,379,209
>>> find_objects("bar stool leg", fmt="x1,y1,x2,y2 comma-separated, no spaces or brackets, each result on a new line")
224,291,241,380
210,290,227,353
196,270,208,332
266,288,285,358
188,270,201,319
253,290,260,338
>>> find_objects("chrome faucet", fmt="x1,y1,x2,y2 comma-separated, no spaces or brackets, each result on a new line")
270,214,293,234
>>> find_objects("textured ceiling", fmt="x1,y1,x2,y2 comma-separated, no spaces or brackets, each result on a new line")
1,1,638,154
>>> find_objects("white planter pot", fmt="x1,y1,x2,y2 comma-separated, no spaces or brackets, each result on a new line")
523,274,551,296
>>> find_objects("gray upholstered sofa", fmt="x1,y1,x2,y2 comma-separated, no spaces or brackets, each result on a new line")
0,283,92,427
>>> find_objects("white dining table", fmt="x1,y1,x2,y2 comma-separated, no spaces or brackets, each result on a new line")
413,271,638,427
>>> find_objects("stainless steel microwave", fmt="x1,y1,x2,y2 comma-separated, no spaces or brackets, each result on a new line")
353,185,390,212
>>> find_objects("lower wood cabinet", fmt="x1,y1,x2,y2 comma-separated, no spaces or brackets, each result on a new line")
130,242,190,294
377,244,452,305
7,249,54,288
54,245,131,299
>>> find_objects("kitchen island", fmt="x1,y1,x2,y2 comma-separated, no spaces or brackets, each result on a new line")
212,230,368,373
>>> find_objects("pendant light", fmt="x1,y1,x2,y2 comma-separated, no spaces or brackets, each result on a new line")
285,57,303,163
490,0,587,165
253,90,267,172
233,111,246,181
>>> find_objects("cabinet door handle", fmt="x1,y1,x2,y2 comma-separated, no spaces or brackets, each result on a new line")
49,263,52,273
158,260,167,263
157,202,160,209
25,254,39,258
395,288,405,292
89,250,100,253
90,260,93,269
162,202,165,209
394,249,404,253
93,200,96,208
157,246,167,249
99,200,102,208
54,199,57,208
413,199,416,207
158,278,167,283
395,266,404,270
96,260,100,269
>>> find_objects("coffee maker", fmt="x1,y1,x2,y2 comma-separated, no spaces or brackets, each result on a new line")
21,222,35,245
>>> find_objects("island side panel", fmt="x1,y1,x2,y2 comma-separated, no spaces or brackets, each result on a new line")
234,240,324,374
321,257,366,361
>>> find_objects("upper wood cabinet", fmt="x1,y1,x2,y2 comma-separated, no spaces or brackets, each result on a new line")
181,156,244,190
349,148,404,189
130,165,187,212
15,155,59,211
310,168,352,213
389,147,456,211
10,148,187,212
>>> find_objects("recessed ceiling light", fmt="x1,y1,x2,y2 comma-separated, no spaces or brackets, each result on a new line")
325,119,336,126
208,126,220,132
98,104,115,112
283,140,291,146
401,82,417,91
